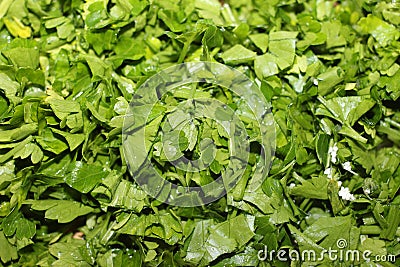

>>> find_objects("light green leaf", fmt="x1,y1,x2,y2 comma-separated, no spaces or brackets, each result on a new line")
35,128,68,154
221,44,256,65
24,200,94,223
290,175,329,200
0,123,37,142
268,31,298,69
47,98,81,120
3,17,32,38
249,33,268,53
3,47,38,68
0,231,18,263
65,161,109,193
316,133,330,167
356,15,400,47
316,67,344,96
186,215,254,264
51,128,85,151
254,53,279,78
316,96,376,126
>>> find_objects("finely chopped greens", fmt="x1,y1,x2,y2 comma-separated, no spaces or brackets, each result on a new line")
0,0,399,266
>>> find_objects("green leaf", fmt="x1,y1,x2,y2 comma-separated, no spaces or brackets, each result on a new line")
65,162,109,193
85,30,116,55
195,0,224,25
35,128,68,154
380,204,400,240
249,33,268,53
316,67,344,96
1,0,400,265
2,210,36,239
303,216,353,248
268,31,298,69
0,0,13,20
0,136,34,164
0,72,19,102
49,241,91,266
316,134,330,168
221,44,256,65
51,128,85,151
3,17,32,38
321,21,346,48
356,15,400,47
47,98,81,120
358,237,387,256
254,53,279,78
378,69,400,100
16,68,45,86
0,123,37,142
158,10,187,32
98,248,142,267
316,96,376,126
85,1,109,29
203,25,223,48
0,231,18,263
186,215,254,265
114,38,145,60
24,200,94,223
3,47,39,69
290,175,329,200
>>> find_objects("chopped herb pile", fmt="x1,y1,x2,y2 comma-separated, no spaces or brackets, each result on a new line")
0,0,399,266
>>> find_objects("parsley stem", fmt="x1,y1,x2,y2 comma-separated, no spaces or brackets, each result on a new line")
360,225,400,236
